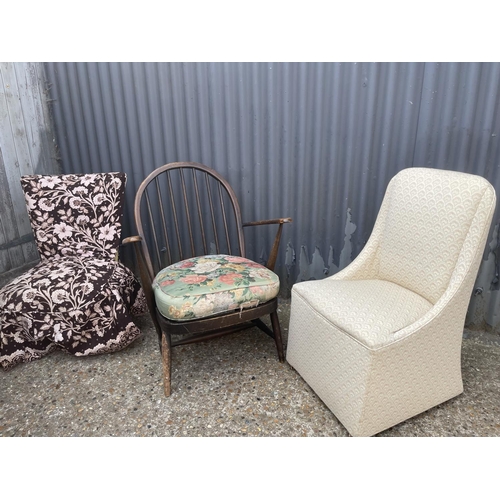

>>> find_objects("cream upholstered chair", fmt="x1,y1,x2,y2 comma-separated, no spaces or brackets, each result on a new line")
286,167,496,437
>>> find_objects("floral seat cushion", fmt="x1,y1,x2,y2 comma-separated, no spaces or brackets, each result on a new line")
0,255,146,370
153,255,280,321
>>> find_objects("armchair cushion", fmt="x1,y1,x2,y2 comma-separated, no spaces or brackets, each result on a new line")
153,254,279,321
293,278,433,349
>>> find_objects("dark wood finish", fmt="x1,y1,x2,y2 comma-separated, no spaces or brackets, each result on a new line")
161,333,172,397
270,311,285,362
124,162,291,396
243,218,292,270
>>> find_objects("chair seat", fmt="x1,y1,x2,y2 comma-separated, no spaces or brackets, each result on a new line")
293,278,433,349
153,254,280,321
0,255,146,370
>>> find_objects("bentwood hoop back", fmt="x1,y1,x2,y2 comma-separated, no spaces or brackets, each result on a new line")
124,162,292,396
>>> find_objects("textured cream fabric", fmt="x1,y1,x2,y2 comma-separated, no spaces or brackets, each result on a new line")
292,279,432,348
286,167,496,437
377,169,489,304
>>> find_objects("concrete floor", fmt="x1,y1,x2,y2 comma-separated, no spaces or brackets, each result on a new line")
1,299,500,437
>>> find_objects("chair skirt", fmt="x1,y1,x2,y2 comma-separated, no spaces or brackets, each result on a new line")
0,256,147,370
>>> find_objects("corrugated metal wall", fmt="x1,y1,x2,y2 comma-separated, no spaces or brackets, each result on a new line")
44,62,500,330
0,62,60,287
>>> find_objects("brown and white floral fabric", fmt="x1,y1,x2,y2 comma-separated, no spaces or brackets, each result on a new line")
0,172,147,370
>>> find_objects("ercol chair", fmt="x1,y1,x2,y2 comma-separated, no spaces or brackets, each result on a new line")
124,162,291,396
0,172,147,370
286,167,496,437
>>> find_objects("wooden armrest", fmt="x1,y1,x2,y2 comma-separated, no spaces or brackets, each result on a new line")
122,234,154,282
121,234,158,324
242,218,292,227
122,235,143,245
242,217,292,271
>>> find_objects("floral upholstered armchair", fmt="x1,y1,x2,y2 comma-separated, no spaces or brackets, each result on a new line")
0,172,147,370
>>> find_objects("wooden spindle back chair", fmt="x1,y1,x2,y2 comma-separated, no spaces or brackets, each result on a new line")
124,162,291,395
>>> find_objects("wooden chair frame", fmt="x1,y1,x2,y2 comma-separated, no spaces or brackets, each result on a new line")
124,162,292,396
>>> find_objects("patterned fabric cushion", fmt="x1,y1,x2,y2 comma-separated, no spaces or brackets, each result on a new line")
153,254,279,321
292,278,433,348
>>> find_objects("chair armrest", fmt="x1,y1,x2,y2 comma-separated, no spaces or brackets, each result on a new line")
122,235,144,245
242,218,292,227
242,218,292,271
117,236,144,261
122,234,153,280
122,235,149,276
121,234,159,325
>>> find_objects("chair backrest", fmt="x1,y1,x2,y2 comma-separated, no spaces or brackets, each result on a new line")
376,167,496,304
20,172,126,261
133,162,245,278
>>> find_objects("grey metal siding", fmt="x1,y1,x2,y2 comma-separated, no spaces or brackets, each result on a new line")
44,62,500,329
0,62,59,286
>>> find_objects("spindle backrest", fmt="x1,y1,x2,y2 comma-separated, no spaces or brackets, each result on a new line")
134,162,245,279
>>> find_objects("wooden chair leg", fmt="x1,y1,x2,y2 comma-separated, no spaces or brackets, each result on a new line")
161,332,172,396
270,311,285,362
147,310,163,350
